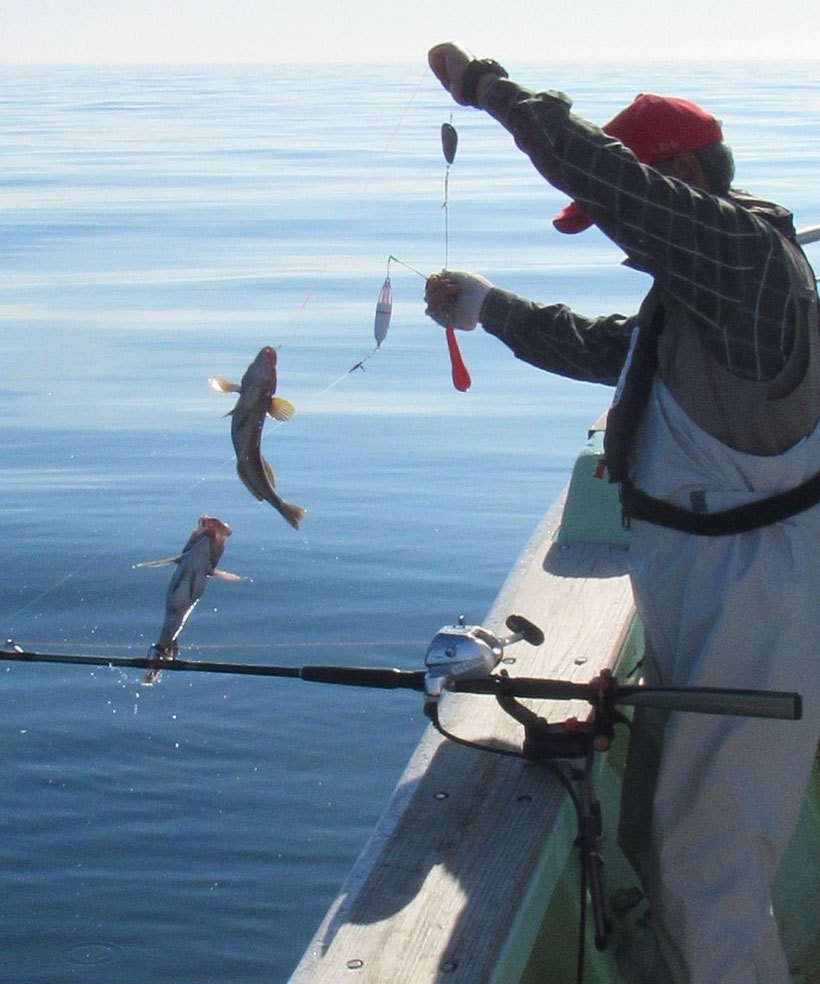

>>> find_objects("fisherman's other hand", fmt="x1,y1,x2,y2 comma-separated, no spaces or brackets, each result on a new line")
424,271,493,331
428,43,475,104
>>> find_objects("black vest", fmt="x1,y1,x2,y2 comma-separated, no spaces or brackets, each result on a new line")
603,277,820,536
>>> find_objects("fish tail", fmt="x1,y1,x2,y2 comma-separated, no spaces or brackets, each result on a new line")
282,501,307,530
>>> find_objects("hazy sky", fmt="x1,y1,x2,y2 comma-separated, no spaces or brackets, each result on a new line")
1,0,818,64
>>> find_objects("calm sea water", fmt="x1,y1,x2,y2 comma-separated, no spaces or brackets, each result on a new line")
1,61,817,983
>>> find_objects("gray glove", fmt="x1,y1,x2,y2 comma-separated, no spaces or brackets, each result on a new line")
424,270,494,331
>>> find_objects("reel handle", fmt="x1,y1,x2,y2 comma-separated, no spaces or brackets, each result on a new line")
504,614,545,647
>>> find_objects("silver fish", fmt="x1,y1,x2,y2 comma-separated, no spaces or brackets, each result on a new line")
137,515,242,684
209,346,306,530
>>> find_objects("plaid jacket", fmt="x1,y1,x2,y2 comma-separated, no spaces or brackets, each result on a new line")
477,80,813,388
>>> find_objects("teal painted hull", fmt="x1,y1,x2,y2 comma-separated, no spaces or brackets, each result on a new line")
520,748,819,982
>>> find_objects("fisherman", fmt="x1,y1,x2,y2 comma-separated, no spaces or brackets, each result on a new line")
423,42,819,984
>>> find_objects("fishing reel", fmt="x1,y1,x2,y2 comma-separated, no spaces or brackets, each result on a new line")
423,613,544,706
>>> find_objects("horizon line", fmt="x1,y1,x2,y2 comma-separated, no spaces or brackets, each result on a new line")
1,55,818,67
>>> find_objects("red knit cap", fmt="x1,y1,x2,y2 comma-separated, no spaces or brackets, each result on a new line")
553,93,724,234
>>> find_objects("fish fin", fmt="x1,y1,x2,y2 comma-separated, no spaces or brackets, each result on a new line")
211,568,247,582
208,376,241,394
263,456,276,488
267,397,295,421
134,555,181,569
282,502,307,531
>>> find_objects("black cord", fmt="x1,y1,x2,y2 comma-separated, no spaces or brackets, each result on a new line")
426,702,591,981
426,703,584,811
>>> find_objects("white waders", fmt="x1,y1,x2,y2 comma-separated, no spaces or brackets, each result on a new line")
619,380,820,984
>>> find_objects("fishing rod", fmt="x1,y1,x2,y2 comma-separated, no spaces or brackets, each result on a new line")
2,614,801,723
3,612,802,969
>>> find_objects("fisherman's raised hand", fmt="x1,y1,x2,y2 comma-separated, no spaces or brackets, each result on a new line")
428,43,475,105
424,271,493,331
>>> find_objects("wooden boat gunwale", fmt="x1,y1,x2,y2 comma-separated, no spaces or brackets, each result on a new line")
289,399,819,983
289,419,643,982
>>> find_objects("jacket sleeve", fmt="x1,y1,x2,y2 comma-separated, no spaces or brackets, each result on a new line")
480,286,634,386
477,78,798,383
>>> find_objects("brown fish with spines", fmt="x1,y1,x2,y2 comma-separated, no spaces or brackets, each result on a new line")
209,346,306,530
136,515,243,684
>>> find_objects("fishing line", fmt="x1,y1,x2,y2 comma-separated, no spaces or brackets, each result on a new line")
3,458,238,629
244,69,433,387
343,113,470,390
3,67,436,634
438,116,471,391
442,114,457,270
340,253,428,376
5,68,483,646
387,254,426,279
276,68,429,349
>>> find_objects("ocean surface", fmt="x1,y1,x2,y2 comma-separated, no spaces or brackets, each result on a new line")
1,60,817,983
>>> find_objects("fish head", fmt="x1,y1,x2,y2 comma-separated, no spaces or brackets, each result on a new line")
241,346,278,396
196,515,232,543
195,515,232,565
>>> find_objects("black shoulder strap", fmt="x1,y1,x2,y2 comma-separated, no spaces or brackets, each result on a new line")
603,289,664,485
619,469,820,535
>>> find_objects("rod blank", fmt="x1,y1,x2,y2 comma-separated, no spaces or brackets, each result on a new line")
0,647,425,688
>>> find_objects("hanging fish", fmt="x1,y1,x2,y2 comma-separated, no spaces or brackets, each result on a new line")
209,346,306,530
136,516,243,685
374,275,392,347
441,121,458,166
